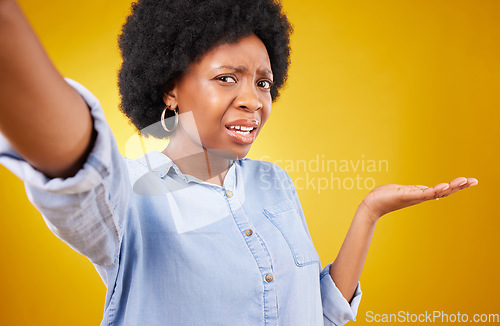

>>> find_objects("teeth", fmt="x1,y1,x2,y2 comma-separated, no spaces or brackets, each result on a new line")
228,125,254,131
234,130,250,135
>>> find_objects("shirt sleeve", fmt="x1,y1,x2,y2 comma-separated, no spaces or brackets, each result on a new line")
0,78,131,267
277,165,362,326
321,263,362,326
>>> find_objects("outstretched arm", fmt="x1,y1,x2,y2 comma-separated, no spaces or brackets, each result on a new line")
0,0,94,178
330,176,478,302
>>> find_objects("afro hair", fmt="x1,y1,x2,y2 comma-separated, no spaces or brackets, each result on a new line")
118,0,293,138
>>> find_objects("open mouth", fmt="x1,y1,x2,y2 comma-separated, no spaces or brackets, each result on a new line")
224,120,259,145
225,125,257,135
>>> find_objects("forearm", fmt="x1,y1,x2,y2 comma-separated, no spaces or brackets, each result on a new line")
0,0,93,178
330,202,378,302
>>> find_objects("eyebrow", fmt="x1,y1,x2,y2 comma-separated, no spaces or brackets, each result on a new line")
212,65,273,78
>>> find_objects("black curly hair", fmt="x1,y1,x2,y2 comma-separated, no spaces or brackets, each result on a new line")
118,0,292,138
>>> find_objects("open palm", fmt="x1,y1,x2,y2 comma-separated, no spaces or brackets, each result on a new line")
361,177,478,220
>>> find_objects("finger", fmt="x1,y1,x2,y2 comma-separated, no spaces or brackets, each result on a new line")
466,178,478,187
449,177,478,188
449,177,468,189
436,177,467,198
405,177,477,202
435,177,478,199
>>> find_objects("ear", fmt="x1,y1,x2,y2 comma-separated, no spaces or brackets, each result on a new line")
162,87,178,110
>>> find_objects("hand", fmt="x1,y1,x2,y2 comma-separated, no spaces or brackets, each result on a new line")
360,177,478,221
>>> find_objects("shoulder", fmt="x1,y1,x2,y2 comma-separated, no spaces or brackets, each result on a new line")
120,152,167,188
239,157,288,177
238,157,293,191
238,158,301,213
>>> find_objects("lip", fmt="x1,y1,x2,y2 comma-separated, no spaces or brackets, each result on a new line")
224,119,259,145
225,119,260,128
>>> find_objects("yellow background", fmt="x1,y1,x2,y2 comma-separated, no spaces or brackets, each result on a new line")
1,0,498,324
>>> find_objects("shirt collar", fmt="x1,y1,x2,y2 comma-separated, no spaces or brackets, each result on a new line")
135,151,238,190
135,150,175,179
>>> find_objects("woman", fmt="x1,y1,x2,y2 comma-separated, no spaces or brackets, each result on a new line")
0,0,477,325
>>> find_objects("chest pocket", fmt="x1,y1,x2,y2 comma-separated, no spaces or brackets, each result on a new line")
263,200,320,267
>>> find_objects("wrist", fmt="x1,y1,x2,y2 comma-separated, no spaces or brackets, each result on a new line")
357,200,381,225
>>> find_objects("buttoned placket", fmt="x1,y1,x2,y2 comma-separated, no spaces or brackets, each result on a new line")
219,163,279,325
160,156,279,325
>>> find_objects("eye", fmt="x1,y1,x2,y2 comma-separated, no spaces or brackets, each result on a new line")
216,75,237,83
257,80,273,90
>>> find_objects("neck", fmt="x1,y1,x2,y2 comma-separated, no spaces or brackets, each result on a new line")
162,134,232,187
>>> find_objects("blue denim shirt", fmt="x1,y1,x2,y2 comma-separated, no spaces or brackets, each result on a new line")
0,79,361,326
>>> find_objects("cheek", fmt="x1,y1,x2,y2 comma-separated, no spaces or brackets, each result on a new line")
261,103,272,125
188,85,223,118
178,86,224,131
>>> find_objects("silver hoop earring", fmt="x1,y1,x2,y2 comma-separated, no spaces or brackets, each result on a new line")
161,107,179,132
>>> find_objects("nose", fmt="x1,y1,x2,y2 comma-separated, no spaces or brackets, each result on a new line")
234,81,263,112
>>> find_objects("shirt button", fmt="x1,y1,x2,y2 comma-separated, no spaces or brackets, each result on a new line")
225,191,233,198
245,229,253,236
265,274,274,283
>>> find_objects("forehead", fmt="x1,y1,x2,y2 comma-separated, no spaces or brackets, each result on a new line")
191,34,272,74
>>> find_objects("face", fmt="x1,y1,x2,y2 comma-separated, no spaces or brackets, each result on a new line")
163,34,273,160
